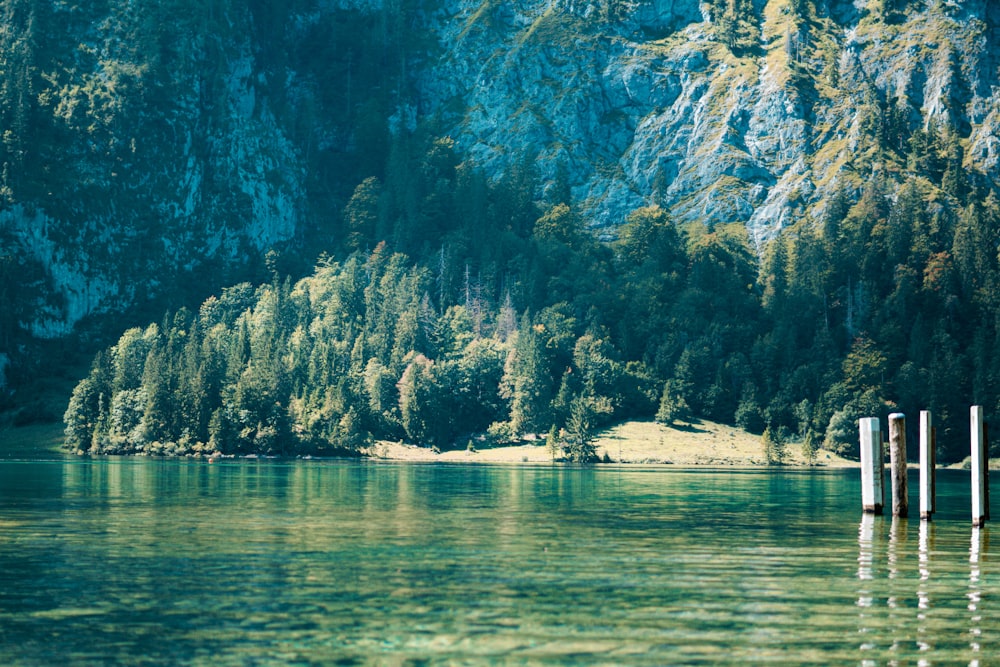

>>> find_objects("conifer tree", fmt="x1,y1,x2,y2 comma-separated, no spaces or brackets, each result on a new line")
656,379,690,427
500,315,552,435
762,426,786,465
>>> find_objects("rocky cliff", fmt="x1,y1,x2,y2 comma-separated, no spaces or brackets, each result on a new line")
421,0,1000,241
1,1,308,340
2,0,999,347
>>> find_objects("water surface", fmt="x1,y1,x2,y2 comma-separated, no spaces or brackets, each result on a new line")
0,458,996,664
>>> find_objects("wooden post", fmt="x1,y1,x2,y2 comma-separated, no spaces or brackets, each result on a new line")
972,405,987,527
985,422,991,522
859,417,884,514
931,426,937,514
889,413,908,518
919,410,934,521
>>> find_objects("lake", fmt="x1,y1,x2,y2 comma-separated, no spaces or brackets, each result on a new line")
0,456,996,665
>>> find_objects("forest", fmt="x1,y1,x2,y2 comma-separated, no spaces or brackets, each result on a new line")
63,119,1000,464
0,0,979,463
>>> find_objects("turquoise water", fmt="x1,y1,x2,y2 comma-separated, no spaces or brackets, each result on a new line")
0,458,996,664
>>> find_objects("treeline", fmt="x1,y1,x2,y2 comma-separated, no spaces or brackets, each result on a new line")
66,126,1000,462
62,203,686,461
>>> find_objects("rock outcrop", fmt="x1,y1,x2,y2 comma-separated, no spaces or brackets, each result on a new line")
420,0,1000,244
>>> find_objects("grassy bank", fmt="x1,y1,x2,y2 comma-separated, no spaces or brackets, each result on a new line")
366,419,854,466
0,422,65,458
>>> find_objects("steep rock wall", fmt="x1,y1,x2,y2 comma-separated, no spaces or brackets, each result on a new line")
0,1,307,338
418,0,1000,244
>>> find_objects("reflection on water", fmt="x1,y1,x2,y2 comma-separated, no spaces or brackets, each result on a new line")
917,520,932,661
918,520,932,609
858,513,875,583
1,462,999,664
857,513,877,658
854,493,998,666
968,527,987,661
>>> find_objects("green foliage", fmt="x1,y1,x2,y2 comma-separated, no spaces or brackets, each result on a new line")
64,377,101,452
656,379,690,427
709,0,760,54
534,203,581,247
823,387,893,458
842,337,888,392
545,424,561,461
801,430,818,465
616,206,685,276
59,109,1000,466
398,354,443,447
344,177,383,252
761,426,786,465
500,317,552,436
65,181,695,456
735,391,766,434
563,395,611,463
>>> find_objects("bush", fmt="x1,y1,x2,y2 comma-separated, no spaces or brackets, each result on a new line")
486,421,519,445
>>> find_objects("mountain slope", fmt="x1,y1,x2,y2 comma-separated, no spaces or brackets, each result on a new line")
2,0,1000,385
421,0,1000,238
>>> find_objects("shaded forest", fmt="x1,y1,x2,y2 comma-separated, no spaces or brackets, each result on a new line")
64,124,1000,463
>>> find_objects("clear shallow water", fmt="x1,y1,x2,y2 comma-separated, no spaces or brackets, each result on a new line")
0,458,996,665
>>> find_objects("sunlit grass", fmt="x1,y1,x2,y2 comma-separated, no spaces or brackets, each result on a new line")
0,422,65,457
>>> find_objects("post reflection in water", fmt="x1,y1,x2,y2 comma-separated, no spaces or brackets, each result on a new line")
852,504,1000,666
857,513,876,656
919,520,933,608
968,527,986,662
858,513,875,583
888,517,905,583
917,520,934,660
886,518,906,655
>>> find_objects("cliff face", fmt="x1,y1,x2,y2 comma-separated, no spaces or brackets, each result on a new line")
1,0,999,345
0,1,306,338
419,0,1000,241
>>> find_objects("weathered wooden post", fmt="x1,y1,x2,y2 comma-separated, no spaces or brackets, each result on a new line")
889,413,908,518
985,422,991,522
932,425,937,513
859,417,884,514
972,406,988,527
919,410,935,521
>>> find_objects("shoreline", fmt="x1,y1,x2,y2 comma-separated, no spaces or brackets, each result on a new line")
1,418,857,467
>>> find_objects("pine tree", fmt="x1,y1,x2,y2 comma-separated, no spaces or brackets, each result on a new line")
500,315,552,435
64,377,101,452
344,176,382,251
762,426,786,465
801,430,818,465
140,337,173,446
563,395,609,463
656,379,690,427
398,354,437,447
545,424,561,461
